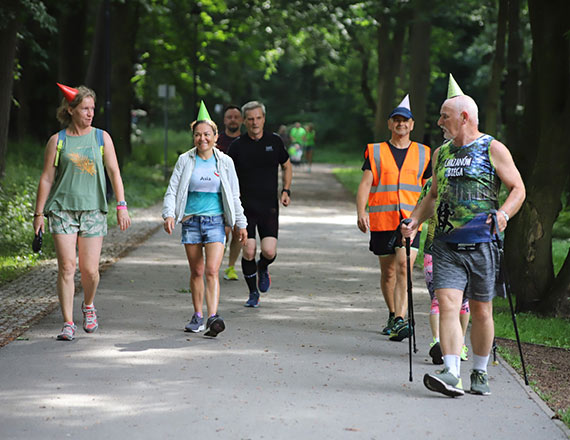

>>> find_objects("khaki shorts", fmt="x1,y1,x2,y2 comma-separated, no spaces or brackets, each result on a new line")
48,209,107,237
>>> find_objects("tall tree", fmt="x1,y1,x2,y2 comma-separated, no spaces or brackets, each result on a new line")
484,0,507,136
373,4,409,140
505,0,570,316
0,0,55,179
86,0,140,165
408,0,432,143
0,5,21,178
57,0,89,85
504,0,524,152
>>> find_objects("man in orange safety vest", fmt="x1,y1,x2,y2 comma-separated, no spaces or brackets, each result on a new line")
356,95,431,341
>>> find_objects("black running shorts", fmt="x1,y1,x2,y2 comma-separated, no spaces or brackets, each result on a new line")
369,230,420,256
244,205,279,240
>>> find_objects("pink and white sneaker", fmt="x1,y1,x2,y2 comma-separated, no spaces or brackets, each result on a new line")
82,303,99,333
57,322,77,341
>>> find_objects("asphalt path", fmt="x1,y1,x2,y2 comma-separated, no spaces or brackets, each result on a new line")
0,164,566,439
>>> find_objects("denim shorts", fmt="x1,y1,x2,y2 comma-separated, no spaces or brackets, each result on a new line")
181,215,226,245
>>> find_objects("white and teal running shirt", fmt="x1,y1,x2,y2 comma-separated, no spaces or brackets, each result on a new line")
184,155,223,216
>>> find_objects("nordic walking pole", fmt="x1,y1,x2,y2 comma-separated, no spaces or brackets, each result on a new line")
401,219,416,382
490,210,529,385
406,235,413,382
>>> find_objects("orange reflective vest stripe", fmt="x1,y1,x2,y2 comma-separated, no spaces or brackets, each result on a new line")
366,141,430,231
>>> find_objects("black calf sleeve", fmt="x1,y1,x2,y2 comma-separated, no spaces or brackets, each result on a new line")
242,258,258,293
258,253,276,271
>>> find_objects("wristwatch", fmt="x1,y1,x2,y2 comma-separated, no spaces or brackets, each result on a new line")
281,189,291,196
117,201,128,207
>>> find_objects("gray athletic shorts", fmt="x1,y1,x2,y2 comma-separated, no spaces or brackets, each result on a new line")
431,239,505,302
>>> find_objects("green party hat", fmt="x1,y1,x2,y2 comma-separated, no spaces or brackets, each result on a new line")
447,74,464,99
196,100,212,121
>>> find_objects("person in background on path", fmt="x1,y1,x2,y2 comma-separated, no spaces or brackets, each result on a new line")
216,105,244,282
228,101,292,308
163,101,247,337
216,104,242,153
289,122,306,151
420,179,470,365
304,123,316,172
33,83,131,341
277,125,290,148
402,75,525,397
356,94,431,342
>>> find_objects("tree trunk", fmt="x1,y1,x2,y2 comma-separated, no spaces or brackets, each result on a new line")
408,1,432,144
504,0,523,155
85,1,106,118
550,250,570,317
346,27,375,115
484,0,507,136
85,1,138,165
58,0,88,85
109,0,139,164
0,11,20,179
373,9,407,140
505,0,570,316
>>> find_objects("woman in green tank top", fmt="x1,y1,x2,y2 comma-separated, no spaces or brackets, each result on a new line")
33,84,131,342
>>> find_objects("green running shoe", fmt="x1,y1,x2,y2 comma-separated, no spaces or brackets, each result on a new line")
460,344,469,361
224,266,239,280
381,316,395,335
470,369,491,395
389,319,410,341
423,368,464,397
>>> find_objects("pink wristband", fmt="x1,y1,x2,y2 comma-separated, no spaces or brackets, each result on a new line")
117,205,127,210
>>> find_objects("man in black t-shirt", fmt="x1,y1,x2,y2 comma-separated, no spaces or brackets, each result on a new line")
228,101,292,308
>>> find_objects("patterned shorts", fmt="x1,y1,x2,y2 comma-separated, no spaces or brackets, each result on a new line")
48,209,107,237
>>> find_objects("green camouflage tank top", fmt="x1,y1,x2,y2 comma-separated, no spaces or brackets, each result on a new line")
434,134,500,243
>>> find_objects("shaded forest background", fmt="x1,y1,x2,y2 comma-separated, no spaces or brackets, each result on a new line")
0,0,568,316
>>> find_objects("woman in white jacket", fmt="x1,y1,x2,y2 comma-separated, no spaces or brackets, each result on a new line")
163,108,247,337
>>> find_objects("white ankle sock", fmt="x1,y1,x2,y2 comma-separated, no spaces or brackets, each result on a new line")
443,355,460,377
473,354,489,372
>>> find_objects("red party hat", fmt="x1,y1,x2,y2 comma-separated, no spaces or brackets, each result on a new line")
57,83,79,103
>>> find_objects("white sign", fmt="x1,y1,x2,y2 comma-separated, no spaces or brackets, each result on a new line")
158,84,176,98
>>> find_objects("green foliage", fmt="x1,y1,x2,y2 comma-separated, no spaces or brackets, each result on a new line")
131,127,193,167
122,162,167,208
0,0,56,31
558,409,570,428
493,297,570,349
0,157,55,285
553,239,570,276
553,209,570,239
332,166,363,195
